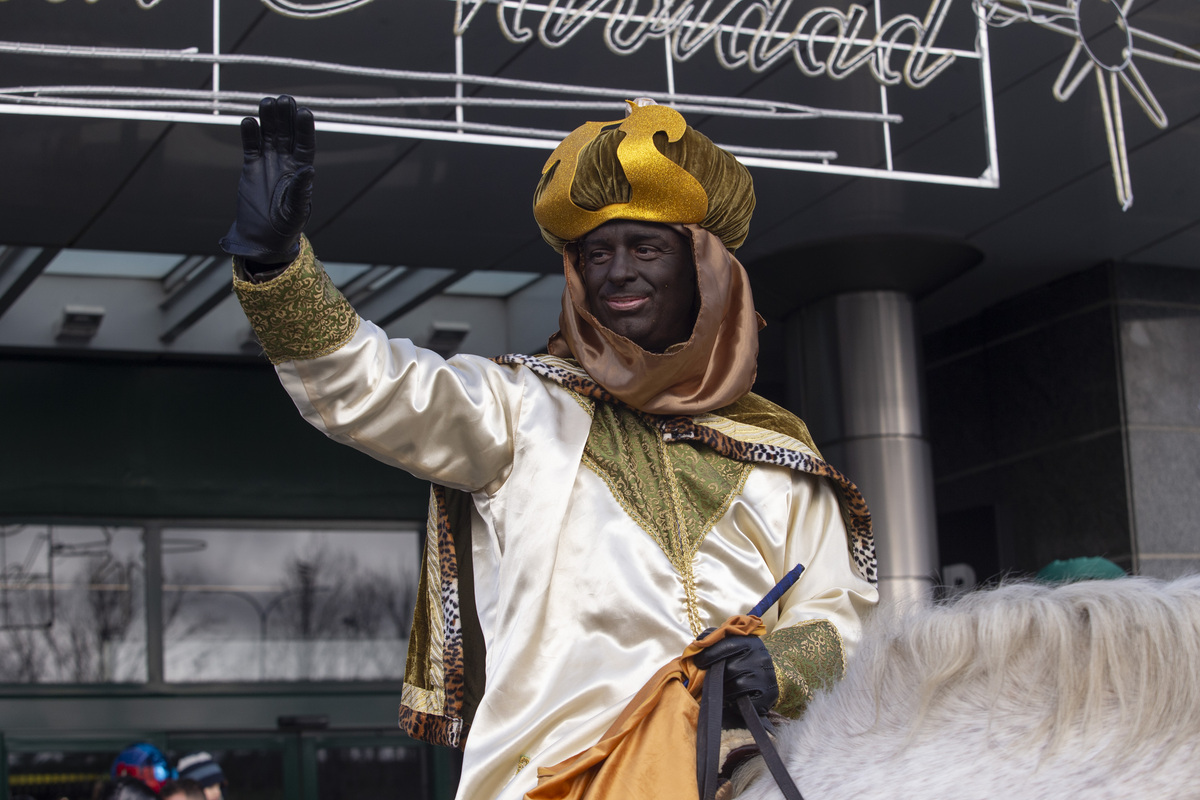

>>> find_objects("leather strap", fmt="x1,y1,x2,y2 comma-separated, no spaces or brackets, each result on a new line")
737,695,805,800
696,567,810,800
696,663,806,800
697,659,725,800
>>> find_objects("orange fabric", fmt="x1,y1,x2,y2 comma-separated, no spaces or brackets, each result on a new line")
527,615,766,800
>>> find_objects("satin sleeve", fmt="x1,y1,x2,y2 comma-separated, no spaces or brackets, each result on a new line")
278,324,523,493
765,472,878,716
233,239,523,493
776,473,876,642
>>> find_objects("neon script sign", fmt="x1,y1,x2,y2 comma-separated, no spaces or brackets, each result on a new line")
11,0,960,91
458,0,959,89
2,0,997,190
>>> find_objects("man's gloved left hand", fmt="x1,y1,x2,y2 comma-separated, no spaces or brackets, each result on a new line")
693,630,779,722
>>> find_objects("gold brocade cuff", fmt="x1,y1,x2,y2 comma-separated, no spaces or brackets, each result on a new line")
763,619,846,718
231,235,360,365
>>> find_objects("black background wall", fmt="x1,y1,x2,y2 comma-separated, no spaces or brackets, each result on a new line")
925,261,1200,582
0,354,429,521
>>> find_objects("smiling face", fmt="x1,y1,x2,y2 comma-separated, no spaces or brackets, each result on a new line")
577,220,697,353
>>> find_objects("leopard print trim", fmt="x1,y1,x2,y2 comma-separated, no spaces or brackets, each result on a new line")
399,701,464,749
497,353,619,405
232,235,360,365
762,619,846,718
689,413,820,459
433,486,468,725
399,485,470,749
499,354,877,585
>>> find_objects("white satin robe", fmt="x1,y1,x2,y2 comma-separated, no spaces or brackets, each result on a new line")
274,319,877,800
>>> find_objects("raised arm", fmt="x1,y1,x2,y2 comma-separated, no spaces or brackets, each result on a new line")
223,98,523,493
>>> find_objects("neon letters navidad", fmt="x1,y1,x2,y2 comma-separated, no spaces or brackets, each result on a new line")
477,0,958,88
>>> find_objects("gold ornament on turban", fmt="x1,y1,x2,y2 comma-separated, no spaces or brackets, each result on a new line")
533,101,756,252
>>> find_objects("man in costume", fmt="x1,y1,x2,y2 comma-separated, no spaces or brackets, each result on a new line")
224,96,877,800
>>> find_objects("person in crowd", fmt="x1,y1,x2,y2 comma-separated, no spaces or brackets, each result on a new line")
93,776,162,800
109,744,173,796
222,95,877,800
159,778,206,800
176,753,226,800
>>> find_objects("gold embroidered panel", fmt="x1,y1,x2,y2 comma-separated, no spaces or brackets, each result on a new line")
763,618,846,718
582,403,751,572
232,236,360,365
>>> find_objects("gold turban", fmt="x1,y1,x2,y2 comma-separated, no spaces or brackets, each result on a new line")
536,103,764,415
533,103,755,252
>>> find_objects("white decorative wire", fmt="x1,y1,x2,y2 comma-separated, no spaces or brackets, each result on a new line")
0,38,887,165
0,40,899,123
260,0,377,19
0,0,1003,189
974,0,1200,209
460,0,969,90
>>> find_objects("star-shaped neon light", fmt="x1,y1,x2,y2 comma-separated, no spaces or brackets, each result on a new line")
976,0,1200,209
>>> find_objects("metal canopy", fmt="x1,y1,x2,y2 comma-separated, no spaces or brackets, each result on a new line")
0,0,1197,366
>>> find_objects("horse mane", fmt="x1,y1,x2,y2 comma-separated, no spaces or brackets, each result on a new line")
737,575,1200,800
858,574,1200,760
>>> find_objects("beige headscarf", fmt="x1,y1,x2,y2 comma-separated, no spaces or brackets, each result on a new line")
547,224,761,415
535,103,761,415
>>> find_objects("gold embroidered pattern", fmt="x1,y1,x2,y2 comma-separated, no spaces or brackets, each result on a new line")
762,619,846,718
582,403,752,633
515,755,531,774
232,235,360,365
712,393,824,459
401,683,445,716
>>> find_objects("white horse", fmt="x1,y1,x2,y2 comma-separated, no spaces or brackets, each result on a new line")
736,574,1200,800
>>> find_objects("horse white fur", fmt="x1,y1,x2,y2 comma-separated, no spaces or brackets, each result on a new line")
737,575,1200,800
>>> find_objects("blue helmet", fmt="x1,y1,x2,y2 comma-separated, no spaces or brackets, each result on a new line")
111,742,175,792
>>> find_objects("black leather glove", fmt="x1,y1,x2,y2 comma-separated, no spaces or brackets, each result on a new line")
219,95,315,270
693,630,779,721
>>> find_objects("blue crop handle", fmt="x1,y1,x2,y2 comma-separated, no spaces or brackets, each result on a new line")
748,562,805,618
